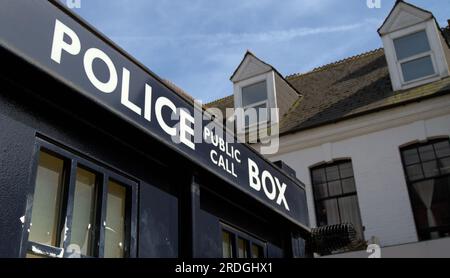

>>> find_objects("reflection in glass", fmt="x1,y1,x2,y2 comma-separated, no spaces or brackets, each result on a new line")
222,231,234,258
104,180,127,258
242,81,267,106
394,30,430,60
251,244,264,258
29,151,65,247
237,238,249,258
401,56,435,82
70,167,97,256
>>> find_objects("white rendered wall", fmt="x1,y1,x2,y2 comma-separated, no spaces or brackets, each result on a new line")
268,95,450,247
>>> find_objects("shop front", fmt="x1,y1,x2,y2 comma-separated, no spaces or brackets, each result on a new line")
0,0,309,258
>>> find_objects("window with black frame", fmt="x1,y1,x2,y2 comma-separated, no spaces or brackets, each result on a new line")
310,160,364,241
221,224,266,259
23,138,137,258
401,139,450,241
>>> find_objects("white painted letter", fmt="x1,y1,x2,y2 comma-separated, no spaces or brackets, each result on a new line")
179,109,195,150
51,19,81,64
120,68,142,115
261,171,277,201
248,158,261,191
155,97,177,136
83,48,118,93
144,84,152,121
275,178,290,211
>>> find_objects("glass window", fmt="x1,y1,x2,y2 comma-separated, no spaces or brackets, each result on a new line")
244,103,269,127
401,139,450,241
222,227,266,259
237,238,249,258
394,31,431,60
28,151,65,247
104,180,127,258
251,244,264,259
401,56,435,82
393,30,435,83
69,167,97,257
311,160,364,241
27,140,136,258
241,81,267,107
222,230,234,258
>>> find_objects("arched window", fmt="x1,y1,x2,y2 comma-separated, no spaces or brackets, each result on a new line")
400,139,450,241
310,160,364,241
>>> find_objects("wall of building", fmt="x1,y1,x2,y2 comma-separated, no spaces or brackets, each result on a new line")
324,237,450,258
269,95,450,248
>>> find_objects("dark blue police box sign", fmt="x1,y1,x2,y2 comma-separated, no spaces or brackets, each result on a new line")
0,0,309,228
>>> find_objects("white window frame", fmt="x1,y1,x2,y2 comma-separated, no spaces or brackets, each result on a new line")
392,28,438,85
233,71,277,132
383,20,450,91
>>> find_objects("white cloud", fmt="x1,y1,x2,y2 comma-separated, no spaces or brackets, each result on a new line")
111,18,380,48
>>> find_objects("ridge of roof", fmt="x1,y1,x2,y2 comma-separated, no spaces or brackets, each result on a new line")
285,48,384,80
205,94,233,107
161,79,195,103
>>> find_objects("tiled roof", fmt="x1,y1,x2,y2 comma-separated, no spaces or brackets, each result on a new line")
443,25,450,45
205,94,234,117
280,48,450,134
207,47,450,136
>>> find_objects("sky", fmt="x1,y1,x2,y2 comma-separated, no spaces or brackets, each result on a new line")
68,0,450,103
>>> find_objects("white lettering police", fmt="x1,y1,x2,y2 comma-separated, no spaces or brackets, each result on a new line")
248,158,290,211
50,19,195,150
49,19,291,213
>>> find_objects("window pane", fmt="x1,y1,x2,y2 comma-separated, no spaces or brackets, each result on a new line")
325,165,340,181
242,81,267,107
26,252,48,259
394,31,431,60
327,181,342,197
251,244,264,258
69,167,97,257
104,181,127,258
237,238,249,258
29,151,65,247
339,162,354,179
422,160,439,178
338,196,364,240
314,183,328,200
401,56,435,82
406,164,424,181
312,168,327,184
317,199,340,226
222,231,234,258
439,157,450,174
403,149,420,165
342,178,356,194
434,141,450,158
245,103,268,127
419,145,436,162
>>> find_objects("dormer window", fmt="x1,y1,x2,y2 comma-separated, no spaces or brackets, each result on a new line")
241,80,269,128
393,30,436,83
379,1,450,91
230,51,300,137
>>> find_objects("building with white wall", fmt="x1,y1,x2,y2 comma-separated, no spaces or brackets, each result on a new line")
207,1,450,257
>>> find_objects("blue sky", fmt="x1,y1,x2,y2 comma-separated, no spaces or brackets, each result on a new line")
70,0,449,102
